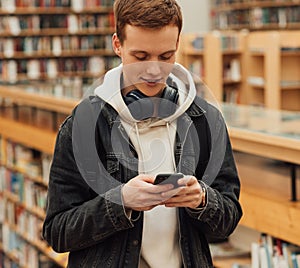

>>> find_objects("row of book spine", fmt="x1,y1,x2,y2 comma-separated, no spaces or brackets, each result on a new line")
187,58,241,82
213,6,300,29
213,0,299,5
189,34,240,51
0,221,42,268
0,100,71,132
188,60,205,79
1,78,93,101
0,220,60,267
0,0,114,9
0,14,114,35
223,86,240,103
1,35,113,56
2,197,44,239
251,233,300,268
1,0,71,8
220,35,240,50
0,167,47,211
0,56,121,83
0,138,51,182
0,135,63,267
0,249,58,268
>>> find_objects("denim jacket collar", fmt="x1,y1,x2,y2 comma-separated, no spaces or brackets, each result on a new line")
91,95,206,129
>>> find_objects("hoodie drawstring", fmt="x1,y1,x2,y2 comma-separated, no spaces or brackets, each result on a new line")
166,122,177,172
135,121,177,174
135,122,146,174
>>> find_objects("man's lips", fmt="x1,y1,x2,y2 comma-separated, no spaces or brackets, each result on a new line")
141,77,163,85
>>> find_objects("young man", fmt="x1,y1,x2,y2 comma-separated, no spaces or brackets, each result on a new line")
42,0,243,267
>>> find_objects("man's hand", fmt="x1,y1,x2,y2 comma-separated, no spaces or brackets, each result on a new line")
161,176,205,209
121,174,174,211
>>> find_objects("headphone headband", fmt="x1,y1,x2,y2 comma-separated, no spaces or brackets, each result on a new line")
123,85,179,120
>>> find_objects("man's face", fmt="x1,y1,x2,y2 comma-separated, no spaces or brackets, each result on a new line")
113,25,179,97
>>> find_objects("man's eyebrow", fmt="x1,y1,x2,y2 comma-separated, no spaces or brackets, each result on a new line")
129,50,148,54
160,50,177,55
129,49,176,55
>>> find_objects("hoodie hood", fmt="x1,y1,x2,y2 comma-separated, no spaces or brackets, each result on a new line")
94,62,197,124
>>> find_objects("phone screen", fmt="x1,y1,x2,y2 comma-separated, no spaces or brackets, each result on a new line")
154,173,184,187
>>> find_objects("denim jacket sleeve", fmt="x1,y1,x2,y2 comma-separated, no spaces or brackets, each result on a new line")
185,106,243,242
42,116,134,253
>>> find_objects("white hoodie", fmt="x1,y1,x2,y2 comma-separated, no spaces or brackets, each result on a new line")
94,63,197,268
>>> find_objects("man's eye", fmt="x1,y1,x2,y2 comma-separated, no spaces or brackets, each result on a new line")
135,56,147,61
160,56,172,61
133,53,148,61
159,53,174,61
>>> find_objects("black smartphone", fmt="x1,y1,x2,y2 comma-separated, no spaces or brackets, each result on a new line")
154,173,184,187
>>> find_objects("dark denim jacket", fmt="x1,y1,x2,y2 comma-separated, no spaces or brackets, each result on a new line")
42,95,242,268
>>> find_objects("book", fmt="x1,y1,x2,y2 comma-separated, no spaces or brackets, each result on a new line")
1,0,16,12
282,243,300,268
291,252,299,268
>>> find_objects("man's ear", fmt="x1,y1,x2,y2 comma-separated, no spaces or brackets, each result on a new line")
112,33,122,57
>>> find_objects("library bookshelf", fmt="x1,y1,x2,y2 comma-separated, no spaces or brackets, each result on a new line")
0,86,77,267
211,0,300,31
0,125,68,266
230,129,300,246
178,31,247,104
245,30,300,110
180,30,300,111
0,9,119,264
0,0,120,88
220,103,300,268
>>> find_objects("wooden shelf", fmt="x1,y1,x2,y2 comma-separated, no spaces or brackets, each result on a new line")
223,78,242,85
0,85,78,114
212,1,300,12
0,116,56,155
211,1,300,31
281,51,300,57
222,50,242,55
214,256,251,268
182,49,204,56
235,152,300,247
0,242,27,268
245,31,300,110
179,31,247,103
229,127,300,165
1,49,115,59
13,71,106,81
1,161,48,187
0,27,115,37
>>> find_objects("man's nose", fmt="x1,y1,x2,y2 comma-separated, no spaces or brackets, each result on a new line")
145,61,161,76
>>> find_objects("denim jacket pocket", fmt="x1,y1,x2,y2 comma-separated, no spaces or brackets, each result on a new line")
106,154,122,183
107,152,138,183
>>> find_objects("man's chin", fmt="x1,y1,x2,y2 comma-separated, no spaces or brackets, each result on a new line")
135,82,166,97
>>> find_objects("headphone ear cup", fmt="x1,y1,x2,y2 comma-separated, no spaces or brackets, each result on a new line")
123,90,154,120
157,85,179,118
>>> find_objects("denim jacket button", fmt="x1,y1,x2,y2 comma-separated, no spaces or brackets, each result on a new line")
133,240,139,246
